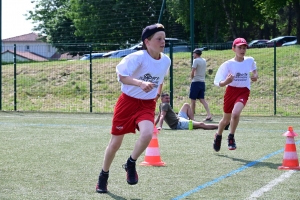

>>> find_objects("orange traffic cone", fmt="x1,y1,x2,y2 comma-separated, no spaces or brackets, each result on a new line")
278,126,300,170
140,126,166,166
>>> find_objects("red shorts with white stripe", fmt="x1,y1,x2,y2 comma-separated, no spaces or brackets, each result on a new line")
223,86,250,113
111,93,156,135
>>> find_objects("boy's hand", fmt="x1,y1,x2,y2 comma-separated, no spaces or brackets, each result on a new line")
225,74,234,84
140,82,156,93
251,74,258,82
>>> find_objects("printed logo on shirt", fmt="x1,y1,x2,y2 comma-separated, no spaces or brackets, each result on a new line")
116,126,123,130
139,73,159,88
234,72,248,82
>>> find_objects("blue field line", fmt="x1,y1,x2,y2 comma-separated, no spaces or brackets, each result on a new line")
172,140,300,200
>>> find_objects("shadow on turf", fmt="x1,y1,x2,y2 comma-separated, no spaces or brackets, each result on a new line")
216,154,282,169
106,192,141,200
1,111,25,116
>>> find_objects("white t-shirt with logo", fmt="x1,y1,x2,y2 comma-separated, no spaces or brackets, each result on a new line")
214,56,257,90
116,50,171,99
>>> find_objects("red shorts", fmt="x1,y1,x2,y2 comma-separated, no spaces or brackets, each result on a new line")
223,86,250,113
111,93,156,135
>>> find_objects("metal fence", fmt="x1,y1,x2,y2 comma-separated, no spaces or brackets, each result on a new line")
1,43,300,116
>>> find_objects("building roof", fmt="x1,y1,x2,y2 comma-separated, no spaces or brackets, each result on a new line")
2,33,43,42
51,52,81,60
2,50,48,61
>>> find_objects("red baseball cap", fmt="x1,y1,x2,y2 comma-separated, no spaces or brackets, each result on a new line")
232,38,248,47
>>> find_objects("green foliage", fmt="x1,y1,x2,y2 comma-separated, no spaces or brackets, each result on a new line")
26,0,86,55
69,0,162,45
26,0,299,51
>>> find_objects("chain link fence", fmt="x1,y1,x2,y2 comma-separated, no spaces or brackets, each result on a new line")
1,43,300,116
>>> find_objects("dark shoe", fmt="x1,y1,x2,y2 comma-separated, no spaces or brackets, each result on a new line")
96,174,108,193
203,116,213,122
228,134,236,150
224,123,230,130
213,133,222,152
122,162,138,185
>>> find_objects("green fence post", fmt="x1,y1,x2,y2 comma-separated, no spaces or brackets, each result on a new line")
169,42,173,108
0,0,2,110
273,41,276,115
89,44,93,112
190,0,194,66
14,44,17,111
158,0,166,23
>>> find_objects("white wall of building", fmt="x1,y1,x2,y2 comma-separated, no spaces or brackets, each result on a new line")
2,41,57,58
1,52,30,62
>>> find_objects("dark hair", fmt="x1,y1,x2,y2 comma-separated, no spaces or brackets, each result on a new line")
161,92,169,98
142,35,154,50
193,48,202,55
141,23,165,50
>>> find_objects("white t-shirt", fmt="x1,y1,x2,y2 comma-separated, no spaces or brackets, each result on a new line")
214,56,257,90
192,57,206,82
116,50,171,99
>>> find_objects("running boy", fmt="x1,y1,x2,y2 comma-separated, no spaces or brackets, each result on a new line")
96,24,171,193
213,38,258,152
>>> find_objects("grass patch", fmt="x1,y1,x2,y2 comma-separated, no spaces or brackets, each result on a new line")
1,112,300,199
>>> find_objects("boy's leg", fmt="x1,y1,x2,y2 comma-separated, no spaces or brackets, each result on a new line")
216,113,231,136
131,120,154,159
229,102,244,134
213,113,231,152
123,120,153,185
227,102,244,150
97,135,124,193
103,135,124,171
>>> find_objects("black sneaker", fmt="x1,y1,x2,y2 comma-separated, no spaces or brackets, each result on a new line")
96,174,108,193
213,133,222,152
228,134,236,150
224,123,230,130
122,162,138,185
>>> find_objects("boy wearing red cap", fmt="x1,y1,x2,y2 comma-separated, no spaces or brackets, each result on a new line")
96,24,170,193
213,38,258,152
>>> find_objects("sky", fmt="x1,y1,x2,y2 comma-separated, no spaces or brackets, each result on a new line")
2,0,36,39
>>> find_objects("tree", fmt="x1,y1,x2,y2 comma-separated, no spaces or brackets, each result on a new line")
254,0,299,41
292,0,300,44
26,0,299,47
69,0,163,46
26,0,86,55
167,0,265,42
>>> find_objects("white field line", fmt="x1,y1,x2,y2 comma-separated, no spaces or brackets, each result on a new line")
246,170,296,200
0,115,109,120
0,114,297,123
